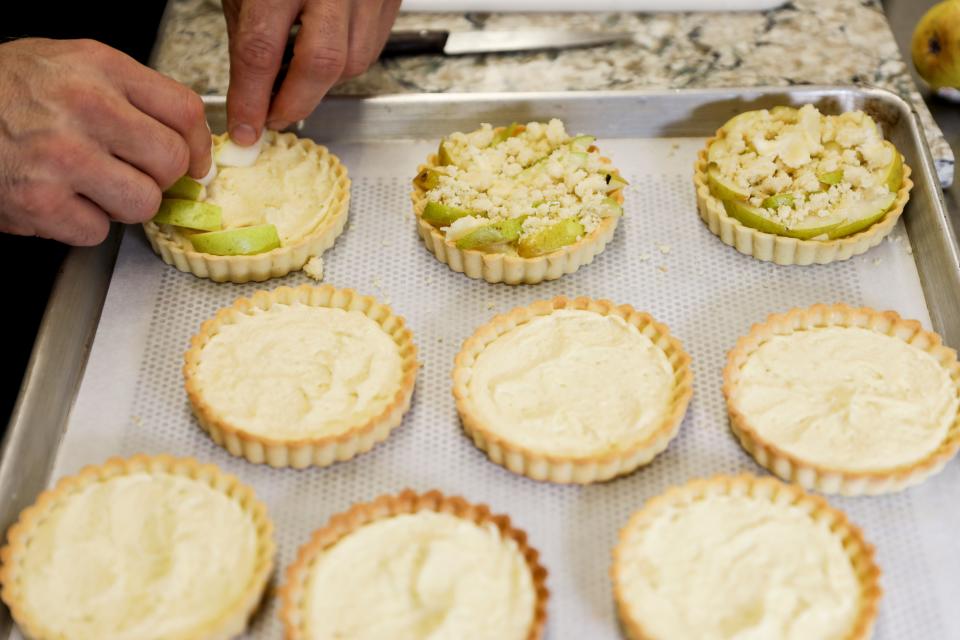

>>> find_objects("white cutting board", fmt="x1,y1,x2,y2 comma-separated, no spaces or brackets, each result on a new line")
401,0,787,11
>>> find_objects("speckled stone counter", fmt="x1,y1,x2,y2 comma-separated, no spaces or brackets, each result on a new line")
153,0,954,185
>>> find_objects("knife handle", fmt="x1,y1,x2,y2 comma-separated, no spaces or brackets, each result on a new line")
380,30,450,57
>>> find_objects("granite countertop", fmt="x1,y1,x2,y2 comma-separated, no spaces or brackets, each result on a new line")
153,0,954,186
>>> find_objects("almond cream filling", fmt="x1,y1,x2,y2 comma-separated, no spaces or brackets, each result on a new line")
194,303,403,440
618,494,860,640
733,326,957,471
18,474,259,640
169,132,338,248
303,511,535,640
467,309,675,457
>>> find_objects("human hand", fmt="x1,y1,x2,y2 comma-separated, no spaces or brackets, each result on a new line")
222,0,402,145
0,38,212,246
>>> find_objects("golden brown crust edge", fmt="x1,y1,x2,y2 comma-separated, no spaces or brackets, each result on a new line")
143,133,351,283
611,474,882,640
693,129,913,265
278,489,549,640
723,303,960,495
183,284,419,469
411,143,624,285
452,296,694,484
0,454,276,640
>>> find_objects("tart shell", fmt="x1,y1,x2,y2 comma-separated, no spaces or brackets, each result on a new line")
724,304,960,495
144,133,351,283
453,296,693,483
183,284,418,468
694,130,913,265
612,474,881,640
0,454,276,640
411,140,624,285
278,489,549,640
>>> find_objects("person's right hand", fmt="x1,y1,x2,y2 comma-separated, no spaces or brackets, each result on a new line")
0,38,212,246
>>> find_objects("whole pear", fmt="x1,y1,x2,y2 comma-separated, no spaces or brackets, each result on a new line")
912,0,960,89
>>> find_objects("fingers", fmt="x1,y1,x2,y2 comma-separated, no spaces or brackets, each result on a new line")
109,51,212,179
345,0,385,78
226,0,302,144
73,152,162,225
77,94,192,191
266,0,350,130
35,196,113,247
376,0,403,60
13,185,112,247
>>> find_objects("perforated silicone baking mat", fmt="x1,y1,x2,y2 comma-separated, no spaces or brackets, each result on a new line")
25,136,960,639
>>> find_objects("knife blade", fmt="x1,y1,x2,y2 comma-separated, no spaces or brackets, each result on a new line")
380,29,634,57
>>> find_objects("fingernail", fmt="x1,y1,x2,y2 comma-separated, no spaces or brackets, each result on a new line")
266,120,289,131
230,124,258,145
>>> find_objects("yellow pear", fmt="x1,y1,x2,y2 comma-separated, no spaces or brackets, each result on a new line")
912,0,960,89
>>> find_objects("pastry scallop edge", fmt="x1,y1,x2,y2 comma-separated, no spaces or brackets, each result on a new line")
143,133,351,283
411,128,624,285
611,474,882,640
0,454,276,640
724,303,960,495
693,128,913,265
278,488,549,640
183,284,419,468
452,296,693,483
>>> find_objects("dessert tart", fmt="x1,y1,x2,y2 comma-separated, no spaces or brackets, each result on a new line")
695,104,913,264
0,454,275,640
612,475,881,640
184,284,418,468
724,304,960,495
412,119,626,284
279,489,548,640
453,296,693,483
144,131,350,282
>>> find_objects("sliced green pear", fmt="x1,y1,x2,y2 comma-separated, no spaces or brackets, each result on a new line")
455,217,525,250
817,169,844,185
599,196,623,217
152,199,222,231
437,140,458,166
422,201,479,227
163,176,203,200
761,193,795,209
215,131,265,168
413,168,441,191
829,192,897,239
518,218,585,257
707,166,749,201
491,122,523,146
723,200,842,240
720,110,767,134
189,224,281,256
603,173,629,193
707,139,729,165
879,141,903,192
570,135,596,151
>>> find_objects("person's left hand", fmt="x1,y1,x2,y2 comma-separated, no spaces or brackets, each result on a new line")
222,0,401,146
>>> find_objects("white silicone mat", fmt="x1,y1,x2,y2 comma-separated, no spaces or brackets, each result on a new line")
28,137,960,639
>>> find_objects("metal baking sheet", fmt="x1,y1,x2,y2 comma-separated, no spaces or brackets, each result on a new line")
2,87,959,639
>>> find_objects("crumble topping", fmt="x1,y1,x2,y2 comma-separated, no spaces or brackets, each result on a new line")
710,105,897,227
425,119,623,244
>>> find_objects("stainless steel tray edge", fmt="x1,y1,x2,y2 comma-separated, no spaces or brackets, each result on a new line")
0,225,122,634
0,86,956,637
